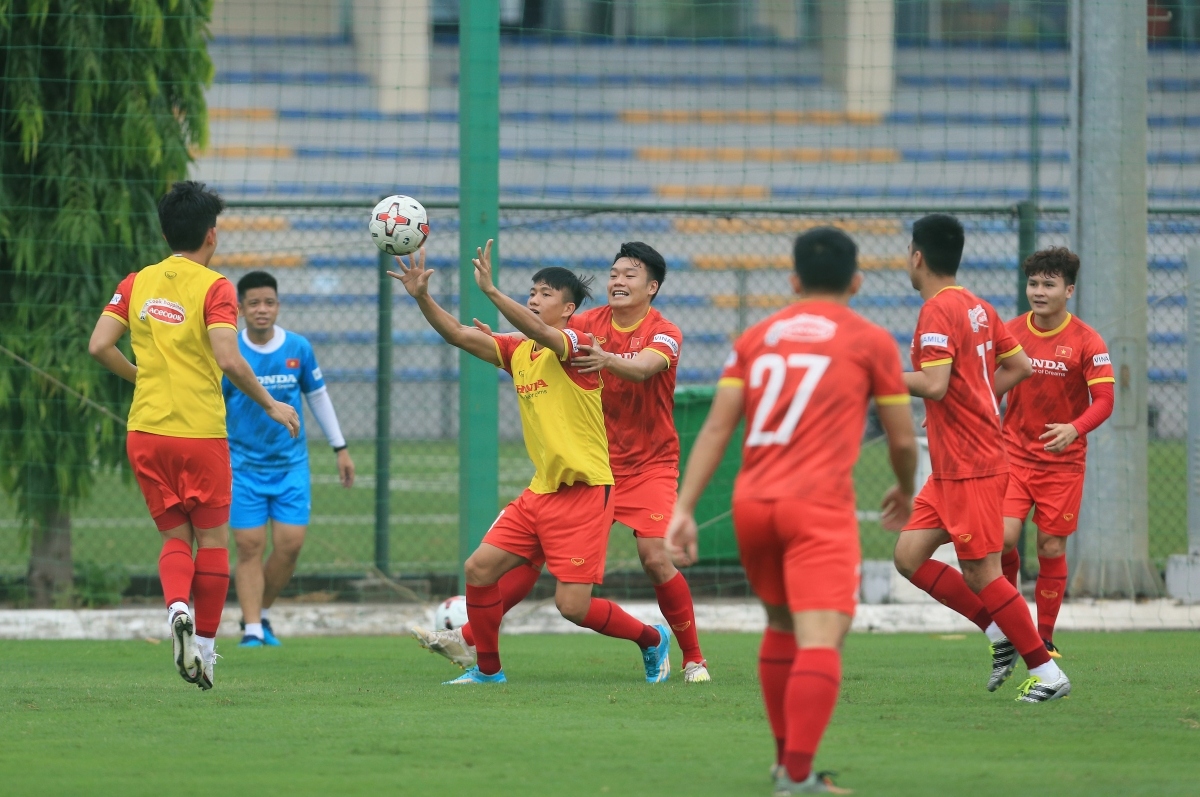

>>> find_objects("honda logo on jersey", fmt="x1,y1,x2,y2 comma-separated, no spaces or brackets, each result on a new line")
1031,358,1068,372
968,304,989,332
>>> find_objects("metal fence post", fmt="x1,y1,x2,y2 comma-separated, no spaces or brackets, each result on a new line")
458,0,501,592
375,248,392,575
1166,246,1200,601
1014,199,1036,579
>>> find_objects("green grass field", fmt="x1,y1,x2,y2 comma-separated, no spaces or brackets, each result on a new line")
2,632,1197,796
1,439,1188,579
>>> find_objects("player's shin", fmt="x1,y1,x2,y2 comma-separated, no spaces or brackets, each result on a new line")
158,537,195,613
909,559,993,631
1035,554,1068,642
759,627,797,767
580,598,661,648
1001,548,1021,588
192,547,230,640
783,647,841,784
654,571,704,664
465,583,505,675
461,563,540,648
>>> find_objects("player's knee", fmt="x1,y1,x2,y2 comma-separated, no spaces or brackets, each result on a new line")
555,593,589,624
235,534,266,559
638,546,676,584
1038,536,1066,559
273,534,306,560
892,549,920,580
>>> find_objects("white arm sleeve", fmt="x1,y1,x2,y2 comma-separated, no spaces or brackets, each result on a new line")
304,385,347,449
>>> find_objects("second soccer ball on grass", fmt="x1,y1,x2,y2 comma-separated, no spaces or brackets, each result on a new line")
434,596,469,630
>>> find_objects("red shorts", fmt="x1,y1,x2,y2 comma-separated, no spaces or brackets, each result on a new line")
482,483,615,584
613,468,678,539
126,431,232,531
732,497,860,615
903,473,1009,561
1003,463,1084,536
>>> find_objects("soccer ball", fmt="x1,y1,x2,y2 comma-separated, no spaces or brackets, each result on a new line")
433,595,469,630
369,194,429,256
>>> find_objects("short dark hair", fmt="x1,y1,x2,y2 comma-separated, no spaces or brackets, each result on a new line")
237,271,278,300
911,213,965,277
531,267,594,310
792,227,858,292
613,241,667,302
158,181,225,252
1023,246,1081,286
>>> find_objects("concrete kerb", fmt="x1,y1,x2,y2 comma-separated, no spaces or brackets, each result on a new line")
1,599,1197,641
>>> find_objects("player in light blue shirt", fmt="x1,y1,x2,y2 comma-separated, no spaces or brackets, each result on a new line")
225,271,355,647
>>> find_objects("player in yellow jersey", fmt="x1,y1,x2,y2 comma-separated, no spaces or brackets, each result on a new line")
88,182,299,690
390,241,671,684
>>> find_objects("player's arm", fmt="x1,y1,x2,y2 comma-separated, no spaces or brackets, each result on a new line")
471,239,569,360
666,383,744,567
387,248,502,367
1042,348,1116,453
992,345,1033,397
88,315,137,384
572,339,668,382
903,363,951,400
877,402,919,531
304,389,355,488
209,327,300,437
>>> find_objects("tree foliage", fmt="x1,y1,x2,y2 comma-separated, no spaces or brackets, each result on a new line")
0,0,213,597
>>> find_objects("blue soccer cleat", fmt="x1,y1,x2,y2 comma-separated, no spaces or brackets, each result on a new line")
238,634,265,648
443,666,507,685
642,624,672,683
261,618,282,647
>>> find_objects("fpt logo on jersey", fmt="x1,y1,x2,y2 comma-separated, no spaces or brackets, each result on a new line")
967,304,989,332
138,298,186,325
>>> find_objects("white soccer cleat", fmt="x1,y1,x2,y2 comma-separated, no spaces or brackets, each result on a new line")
170,610,201,684
197,647,219,691
683,661,712,684
410,625,477,670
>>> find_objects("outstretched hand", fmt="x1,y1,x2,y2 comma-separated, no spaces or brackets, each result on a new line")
472,239,497,294
386,247,432,298
665,510,699,568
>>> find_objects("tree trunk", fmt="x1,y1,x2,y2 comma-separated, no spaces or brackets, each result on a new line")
27,510,72,607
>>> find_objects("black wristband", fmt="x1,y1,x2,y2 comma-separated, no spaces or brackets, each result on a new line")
333,445,348,453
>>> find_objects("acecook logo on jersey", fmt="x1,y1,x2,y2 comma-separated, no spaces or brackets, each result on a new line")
139,298,186,325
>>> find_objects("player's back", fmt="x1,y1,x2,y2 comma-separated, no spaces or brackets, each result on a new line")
910,286,1021,479
106,255,238,438
719,300,909,507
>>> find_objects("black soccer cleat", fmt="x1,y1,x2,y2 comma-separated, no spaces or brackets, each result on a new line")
987,638,1018,691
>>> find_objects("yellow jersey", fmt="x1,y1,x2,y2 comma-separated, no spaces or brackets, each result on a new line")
494,330,614,494
103,255,239,438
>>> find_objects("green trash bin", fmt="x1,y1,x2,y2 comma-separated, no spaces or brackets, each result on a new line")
673,386,744,565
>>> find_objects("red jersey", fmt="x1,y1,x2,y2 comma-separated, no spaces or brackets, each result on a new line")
719,300,909,506
572,305,682,477
1002,312,1115,472
910,286,1023,479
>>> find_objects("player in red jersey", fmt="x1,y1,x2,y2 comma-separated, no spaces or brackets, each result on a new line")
413,243,711,682
667,228,918,795
999,248,1114,657
892,214,1072,704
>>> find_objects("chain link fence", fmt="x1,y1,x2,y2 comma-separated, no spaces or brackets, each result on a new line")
0,203,1191,603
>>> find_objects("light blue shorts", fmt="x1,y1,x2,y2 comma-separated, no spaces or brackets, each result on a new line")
230,467,311,529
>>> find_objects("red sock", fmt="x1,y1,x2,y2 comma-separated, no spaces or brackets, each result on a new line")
654,572,704,664
1035,554,1068,642
461,564,541,648
759,628,797,765
1001,548,1021,588
192,548,229,639
783,647,841,783
978,577,1050,669
581,598,660,648
910,560,993,631
466,583,504,674
158,538,194,608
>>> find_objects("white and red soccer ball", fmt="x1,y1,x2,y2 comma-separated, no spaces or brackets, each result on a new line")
369,194,429,256
433,595,469,630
